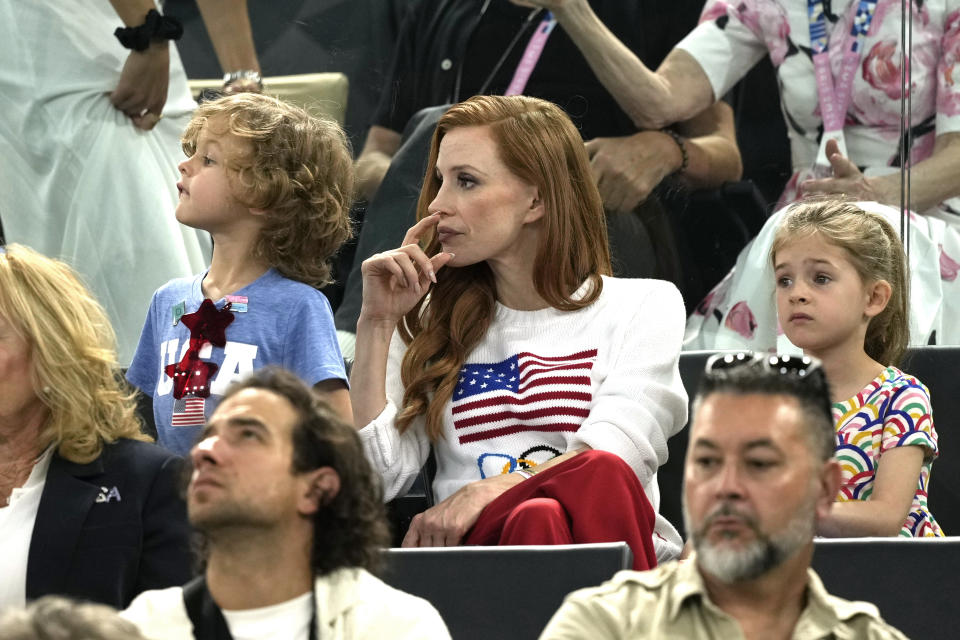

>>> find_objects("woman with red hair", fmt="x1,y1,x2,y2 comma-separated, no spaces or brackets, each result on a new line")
350,95,688,569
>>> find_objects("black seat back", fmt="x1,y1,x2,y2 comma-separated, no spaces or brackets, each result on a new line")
900,346,960,533
812,538,959,639
380,543,633,640
658,350,713,539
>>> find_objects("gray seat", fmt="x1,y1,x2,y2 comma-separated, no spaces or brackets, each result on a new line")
380,542,633,640
812,537,959,639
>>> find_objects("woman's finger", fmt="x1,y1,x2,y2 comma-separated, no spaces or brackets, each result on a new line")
401,212,442,246
364,251,410,288
401,515,423,548
379,255,410,288
430,251,455,275
390,251,423,295
397,243,439,284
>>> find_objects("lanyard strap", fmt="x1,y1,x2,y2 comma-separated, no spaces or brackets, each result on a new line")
504,11,557,96
182,576,319,640
808,0,878,134
183,576,234,640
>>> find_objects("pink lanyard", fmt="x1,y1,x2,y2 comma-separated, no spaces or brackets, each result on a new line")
504,11,558,96
808,0,878,163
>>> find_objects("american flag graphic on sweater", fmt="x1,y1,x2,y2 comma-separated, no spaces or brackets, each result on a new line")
451,349,598,445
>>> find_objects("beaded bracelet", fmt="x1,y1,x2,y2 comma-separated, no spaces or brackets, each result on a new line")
661,128,689,175
114,9,183,52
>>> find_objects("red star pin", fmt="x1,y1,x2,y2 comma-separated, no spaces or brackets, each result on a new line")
165,353,220,399
179,298,234,347
164,299,235,399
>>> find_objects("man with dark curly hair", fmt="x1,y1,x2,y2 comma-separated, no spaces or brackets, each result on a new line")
122,367,449,639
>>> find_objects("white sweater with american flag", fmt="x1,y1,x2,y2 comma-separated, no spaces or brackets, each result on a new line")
359,276,688,559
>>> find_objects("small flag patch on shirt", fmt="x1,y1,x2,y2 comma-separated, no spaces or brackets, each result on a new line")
171,396,206,427
451,349,597,444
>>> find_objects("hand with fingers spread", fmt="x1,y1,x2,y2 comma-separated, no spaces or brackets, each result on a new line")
110,42,170,130
359,213,455,324
798,139,890,204
402,473,521,547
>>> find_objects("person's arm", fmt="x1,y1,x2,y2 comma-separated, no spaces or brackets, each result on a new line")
568,280,688,487
108,0,261,129
801,133,960,213
355,126,403,203
816,446,925,537
511,0,715,129
674,100,744,189
285,290,353,423
350,215,453,500
195,0,261,92
585,101,743,213
108,0,172,130
818,378,936,537
313,380,352,425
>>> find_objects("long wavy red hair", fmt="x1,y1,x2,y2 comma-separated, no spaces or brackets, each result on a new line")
395,95,613,441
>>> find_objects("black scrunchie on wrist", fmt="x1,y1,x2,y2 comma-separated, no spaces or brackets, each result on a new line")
114,9,183,52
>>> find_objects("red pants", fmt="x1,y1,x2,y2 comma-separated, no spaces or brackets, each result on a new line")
463,450,658,571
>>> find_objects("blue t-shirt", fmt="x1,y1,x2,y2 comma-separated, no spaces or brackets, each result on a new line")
127,269,346,455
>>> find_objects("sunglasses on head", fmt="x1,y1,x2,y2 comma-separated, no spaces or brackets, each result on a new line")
704,351,824,378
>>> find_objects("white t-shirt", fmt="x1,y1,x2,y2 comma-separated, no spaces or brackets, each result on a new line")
0,447,54,609
222,592,312,640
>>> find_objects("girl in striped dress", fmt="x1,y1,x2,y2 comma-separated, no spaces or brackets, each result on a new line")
771,199,942,536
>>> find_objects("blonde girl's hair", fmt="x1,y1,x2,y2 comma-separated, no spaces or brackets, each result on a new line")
396,95,613,441
770,200,910,366
0,244,148,463
181,93,355,288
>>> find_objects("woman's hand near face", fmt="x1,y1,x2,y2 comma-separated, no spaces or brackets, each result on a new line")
359,214,453,324
350,214,454,430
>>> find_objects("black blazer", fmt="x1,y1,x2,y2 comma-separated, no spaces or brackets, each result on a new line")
25,438,193,608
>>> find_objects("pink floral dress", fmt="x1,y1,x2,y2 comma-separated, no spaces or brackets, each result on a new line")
680,0,960,350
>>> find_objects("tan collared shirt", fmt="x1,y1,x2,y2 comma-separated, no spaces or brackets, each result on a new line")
539,555,908,639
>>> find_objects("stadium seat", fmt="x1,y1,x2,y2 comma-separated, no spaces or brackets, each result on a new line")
900,346,960,533
380,542,633,640
812,537,960,639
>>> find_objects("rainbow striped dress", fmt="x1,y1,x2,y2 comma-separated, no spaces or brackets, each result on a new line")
832,367,943,537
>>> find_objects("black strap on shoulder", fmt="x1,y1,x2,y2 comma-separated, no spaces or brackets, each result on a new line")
183,575,319,640
182,576,234,640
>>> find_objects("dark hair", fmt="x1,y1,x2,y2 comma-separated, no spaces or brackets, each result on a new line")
694,354,836,461
219,367,390,575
